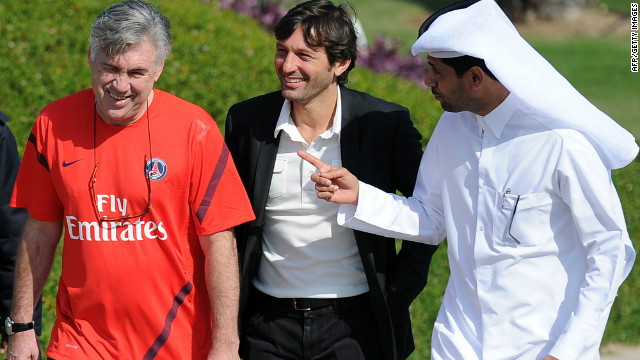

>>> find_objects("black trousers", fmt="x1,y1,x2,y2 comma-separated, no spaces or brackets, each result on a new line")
242,290,383,360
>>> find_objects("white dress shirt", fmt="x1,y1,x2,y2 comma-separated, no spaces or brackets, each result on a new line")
339,94,635,359
254,87,368,298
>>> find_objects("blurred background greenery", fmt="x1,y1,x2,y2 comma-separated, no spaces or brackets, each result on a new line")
0,0,637,359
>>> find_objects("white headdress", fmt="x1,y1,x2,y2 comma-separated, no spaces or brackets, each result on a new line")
412,0,638,169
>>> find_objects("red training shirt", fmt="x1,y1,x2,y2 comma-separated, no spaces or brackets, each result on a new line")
12,89,255,359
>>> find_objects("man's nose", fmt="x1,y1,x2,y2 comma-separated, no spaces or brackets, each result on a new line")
282,52,298,73
112,73,131,93
423,69,436,88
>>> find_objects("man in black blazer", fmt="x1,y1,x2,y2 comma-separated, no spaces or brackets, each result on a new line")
0,110,42,355
224,1,437,359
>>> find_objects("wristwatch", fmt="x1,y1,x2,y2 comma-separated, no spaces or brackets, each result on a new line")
4,317,35,336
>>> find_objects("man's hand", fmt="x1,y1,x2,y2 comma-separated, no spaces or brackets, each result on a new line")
542,356,559,360
297,151,360,205
8,216,60,360
7,330,41,360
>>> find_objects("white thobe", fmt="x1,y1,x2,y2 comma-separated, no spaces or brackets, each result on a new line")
339,94,635,360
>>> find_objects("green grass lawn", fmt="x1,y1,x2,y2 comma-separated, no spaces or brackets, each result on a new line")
0,1,638,359
348,0,429,54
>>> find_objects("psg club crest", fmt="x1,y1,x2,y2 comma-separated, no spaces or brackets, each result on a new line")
145,158,167,181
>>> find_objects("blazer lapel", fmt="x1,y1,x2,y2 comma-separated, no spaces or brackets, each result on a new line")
339,87,360,174
338,87,379,272
241,100,281,278
253,129,280,214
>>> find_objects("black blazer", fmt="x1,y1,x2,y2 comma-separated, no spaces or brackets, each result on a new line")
0,111,42,338
224,87,437,360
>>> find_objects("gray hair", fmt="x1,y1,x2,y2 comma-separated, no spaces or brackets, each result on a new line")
89,0,171,66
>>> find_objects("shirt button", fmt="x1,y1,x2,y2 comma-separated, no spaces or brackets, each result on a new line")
481,181,487,187
478,225,485,232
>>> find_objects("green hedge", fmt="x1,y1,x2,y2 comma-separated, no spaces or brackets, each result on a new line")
0,1,637,360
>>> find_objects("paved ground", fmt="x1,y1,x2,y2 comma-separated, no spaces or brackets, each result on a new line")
600,343,640,360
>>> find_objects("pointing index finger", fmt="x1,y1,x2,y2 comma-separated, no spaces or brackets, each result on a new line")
297,150,331,172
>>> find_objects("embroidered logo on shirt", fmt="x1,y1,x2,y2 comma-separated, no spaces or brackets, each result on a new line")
62,159,81,167
145,158,167,181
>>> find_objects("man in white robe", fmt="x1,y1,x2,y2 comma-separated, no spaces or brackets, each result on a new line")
298,1,638,359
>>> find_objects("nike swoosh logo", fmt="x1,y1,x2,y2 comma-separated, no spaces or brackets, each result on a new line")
62,159,81,167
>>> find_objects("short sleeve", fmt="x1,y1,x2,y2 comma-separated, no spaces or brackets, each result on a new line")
189,121,255,236
11,113,64,221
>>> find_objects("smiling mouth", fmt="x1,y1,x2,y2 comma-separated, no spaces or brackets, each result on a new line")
284,76,305,84
107,90,130,101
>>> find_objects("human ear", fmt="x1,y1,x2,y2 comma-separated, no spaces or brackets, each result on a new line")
154,61,165,81
468,66,485,89
333,59,351,77
87,47,93,67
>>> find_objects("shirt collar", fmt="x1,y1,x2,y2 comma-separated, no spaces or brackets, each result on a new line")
475,92,519,139
274,86,343,139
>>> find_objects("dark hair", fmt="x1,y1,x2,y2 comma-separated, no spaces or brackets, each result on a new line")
440,56,497,80
274,0,358,85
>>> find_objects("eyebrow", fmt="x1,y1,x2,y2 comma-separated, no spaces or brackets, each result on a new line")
101,62,150,73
